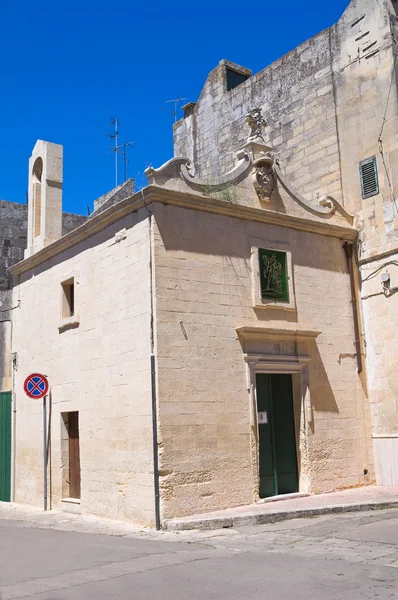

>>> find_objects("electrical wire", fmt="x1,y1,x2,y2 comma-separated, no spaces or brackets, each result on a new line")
378,39,398,143
361,261,398,281
378,39,398,207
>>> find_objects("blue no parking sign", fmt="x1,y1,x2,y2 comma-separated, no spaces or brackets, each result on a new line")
24,373,49,399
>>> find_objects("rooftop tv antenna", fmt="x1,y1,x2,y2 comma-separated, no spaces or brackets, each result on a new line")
103,118,119,187
163,98,187,123
115,141,135,182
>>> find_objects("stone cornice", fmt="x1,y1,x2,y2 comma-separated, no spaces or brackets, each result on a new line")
236,327,321,342
10,186,357,277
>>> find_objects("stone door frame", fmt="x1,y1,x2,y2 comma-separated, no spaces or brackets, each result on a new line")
236,327,320,499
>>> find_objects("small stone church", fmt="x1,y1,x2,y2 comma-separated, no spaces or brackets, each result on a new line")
3,0,398,526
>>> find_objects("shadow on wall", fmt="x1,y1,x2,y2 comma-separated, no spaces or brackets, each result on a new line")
307,342,339,435
265,189,287,215
155,204,348,274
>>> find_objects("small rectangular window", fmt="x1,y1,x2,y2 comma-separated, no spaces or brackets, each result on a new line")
360,156,379,199
226,68,249,91
61,278,75,318
258,248,289,303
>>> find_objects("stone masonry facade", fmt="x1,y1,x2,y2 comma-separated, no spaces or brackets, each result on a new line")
175,0,398,488
5,0,398,526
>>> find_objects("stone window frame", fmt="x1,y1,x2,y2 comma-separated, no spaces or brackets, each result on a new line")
251,243,296,311
58,271,80,332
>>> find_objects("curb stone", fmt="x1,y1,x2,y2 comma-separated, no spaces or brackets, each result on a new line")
163,501,398,531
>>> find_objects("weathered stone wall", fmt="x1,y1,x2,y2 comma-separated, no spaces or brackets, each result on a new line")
62,212,87,236
0,201,28,289
92,179,135,216
175,37,342,207
0,201,27,391
0,200,85,392
153,203,373,519
174,1,394,216
12,209,155,525
334,0,398,483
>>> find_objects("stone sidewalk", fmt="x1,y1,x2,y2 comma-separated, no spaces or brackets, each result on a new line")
2,486,398,535
164,486,398,531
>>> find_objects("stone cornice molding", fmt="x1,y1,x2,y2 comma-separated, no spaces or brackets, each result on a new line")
237,327,320,373
236,327,321,342
9,186,357,277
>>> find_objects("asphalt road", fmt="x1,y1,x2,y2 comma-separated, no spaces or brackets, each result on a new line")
1,508,398,599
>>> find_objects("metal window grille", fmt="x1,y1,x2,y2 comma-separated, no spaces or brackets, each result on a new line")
360,156,379,199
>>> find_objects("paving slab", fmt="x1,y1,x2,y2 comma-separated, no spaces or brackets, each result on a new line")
163,486,398,531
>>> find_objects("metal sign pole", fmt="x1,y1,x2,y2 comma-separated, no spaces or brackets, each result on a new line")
23,374,49,512
43,394,47,511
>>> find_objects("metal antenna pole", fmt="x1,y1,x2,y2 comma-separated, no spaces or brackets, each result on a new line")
115,141,135,183
164,97,187,123
103,118,119,187
115,118,119,187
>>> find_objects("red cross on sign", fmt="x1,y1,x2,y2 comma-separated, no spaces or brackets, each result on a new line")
24,373,49,399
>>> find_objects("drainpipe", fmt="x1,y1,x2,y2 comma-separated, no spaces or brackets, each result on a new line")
344,242,363,374
147,209,161,530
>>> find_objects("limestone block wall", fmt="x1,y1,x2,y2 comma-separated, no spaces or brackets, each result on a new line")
0,200,85,393
174,0,396,218
175,31,342,206
12,209,155,525
360,253,398,484
334,0,398,222
153,203,373,519
336,0,398,480
0,201,27,391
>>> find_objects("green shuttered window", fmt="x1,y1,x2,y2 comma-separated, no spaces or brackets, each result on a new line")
360,156,379,199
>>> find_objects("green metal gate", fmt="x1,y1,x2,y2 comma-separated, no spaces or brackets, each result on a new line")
0,391,12,502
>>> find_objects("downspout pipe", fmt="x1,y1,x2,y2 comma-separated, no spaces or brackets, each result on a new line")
147,209,161,530
344,242,363,374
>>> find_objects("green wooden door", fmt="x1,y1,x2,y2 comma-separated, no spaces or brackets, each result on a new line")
256,375,277,497
256,374,298,498
0,391,12,502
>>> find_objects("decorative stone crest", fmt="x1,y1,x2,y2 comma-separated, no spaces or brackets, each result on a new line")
253,155,276,202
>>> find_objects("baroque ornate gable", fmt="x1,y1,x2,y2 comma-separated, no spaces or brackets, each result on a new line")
145,107,354,231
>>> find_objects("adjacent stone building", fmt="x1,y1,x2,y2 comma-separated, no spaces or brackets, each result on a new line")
4,0,398,525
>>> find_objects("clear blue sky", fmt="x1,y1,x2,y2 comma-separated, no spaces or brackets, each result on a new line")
0,0,349,215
